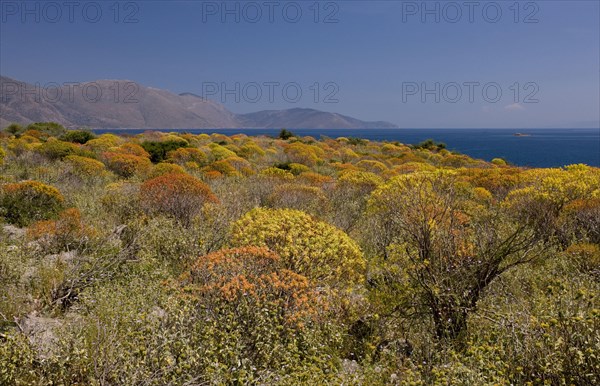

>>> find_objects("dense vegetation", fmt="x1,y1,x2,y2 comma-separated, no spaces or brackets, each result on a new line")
0,122,599,385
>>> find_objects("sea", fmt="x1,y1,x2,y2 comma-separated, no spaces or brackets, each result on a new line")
94,128,600,168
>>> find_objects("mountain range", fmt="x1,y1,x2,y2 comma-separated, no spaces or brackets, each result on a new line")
0,76,397,129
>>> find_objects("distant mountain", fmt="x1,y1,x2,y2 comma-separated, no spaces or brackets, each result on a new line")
0,77,397,129
237,108,397,129
0,77,238,129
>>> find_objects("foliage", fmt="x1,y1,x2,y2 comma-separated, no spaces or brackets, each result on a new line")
166,147,207,166
148,162,185,178
367,171,544,342
141,139,188,163
413,139,447,151
0,180,64,226
27,208,95,253
230,207,365,285
61,129,95,144
64,155,108,180
36,137,79,160
1,124,599,384
140,172,218,225
103,152,152,178
279,128,295,140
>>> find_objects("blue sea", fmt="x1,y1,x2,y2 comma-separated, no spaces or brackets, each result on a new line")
94,128,600,168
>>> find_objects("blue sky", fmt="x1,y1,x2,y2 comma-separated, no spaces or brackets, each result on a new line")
1,0,599,128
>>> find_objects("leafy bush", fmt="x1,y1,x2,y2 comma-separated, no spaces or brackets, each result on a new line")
412,138,447,151
279,129,295,140
27,208,95,253
64,155,108,180
61,130,95,144
231,207,365,285
174,247,339,382
141,140,188,163
103,152,152,178
118,143,151,158
25,122,67,137
148,162,185,178
0,180,64,226
166,147,207,166
140,173,218,225
36,138,79,160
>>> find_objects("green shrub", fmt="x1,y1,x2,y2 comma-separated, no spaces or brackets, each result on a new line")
36,138,79,160
0,180,64,226
141,140,188,163
61,129,96,144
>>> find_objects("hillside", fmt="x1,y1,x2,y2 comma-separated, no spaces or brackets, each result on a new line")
0,77,397,129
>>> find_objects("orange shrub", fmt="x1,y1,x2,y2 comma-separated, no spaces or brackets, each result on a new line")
139,172,218,225
27,208,94,252
297,172,334,186
117,143,150,158
179,247,322,327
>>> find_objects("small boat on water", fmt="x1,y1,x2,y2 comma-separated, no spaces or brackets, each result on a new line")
513,133,531,137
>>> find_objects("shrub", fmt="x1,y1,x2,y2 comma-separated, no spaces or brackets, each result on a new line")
174,246,338,382
25,122,67,137
0,145,5,165
206,159,240,177
491,157,507,166
279,129,295,140
148,162,185,178
230,207,365,285
3,123,24,135
100,182,141,222
338,170,384,191
180,247,321,327
142,140,188,163
566,243,600,278
284,143,323,166
140,173,218,225
167,147,207,166
85,134,121,152
27,208,94,253
0,180,64,226
412,139,446,151
61,130,95,144
297,172,333,186
259,167,295,180
208,143,237,161
118,143,151,158
64,155,108,180
355,160,388,174
267,183,328,214
104,152,152,178
237,143,266,158
36,138,79,160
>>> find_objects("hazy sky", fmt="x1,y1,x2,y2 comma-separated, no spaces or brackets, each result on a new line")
1,0,599,128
